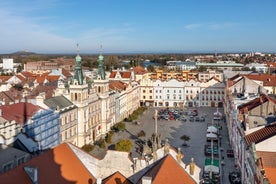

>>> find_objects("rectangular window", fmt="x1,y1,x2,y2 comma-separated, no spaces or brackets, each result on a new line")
143,96,146,99
149,90,152,93
150,96,152,99
167,95,169,99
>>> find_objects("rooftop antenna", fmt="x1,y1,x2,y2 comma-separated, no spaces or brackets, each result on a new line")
100,44,103,54
76,43,80,54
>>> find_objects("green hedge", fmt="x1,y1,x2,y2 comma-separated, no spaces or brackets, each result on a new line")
81,144,95,152
111,122,126,132
115,139,133,152
105,131,114,143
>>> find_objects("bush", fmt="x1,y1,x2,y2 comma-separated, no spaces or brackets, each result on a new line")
97,139,106,149
81,144,95,152
105,131,114,143
115,139,133,152
111,122,125,132
137,130,146,137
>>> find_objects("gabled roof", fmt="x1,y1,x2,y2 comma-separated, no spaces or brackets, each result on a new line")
245,123,276,146
102,171,133,184
238,94,276,114
30,85,56,99
0,76,12,83
109,81,128,92
138,154,196,184
0,143,96,184
133,66,147,75
243,74,276,87
109,71,132,79
257,151,276,184
62,68,73,78
0,102,41,125
44,95,77,110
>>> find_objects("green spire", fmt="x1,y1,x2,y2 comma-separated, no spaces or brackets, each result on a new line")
97,46,106,80
72,43,84,85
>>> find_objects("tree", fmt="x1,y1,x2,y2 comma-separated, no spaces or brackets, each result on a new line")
147,65,155,72
115,139,133,152
180,134,190,147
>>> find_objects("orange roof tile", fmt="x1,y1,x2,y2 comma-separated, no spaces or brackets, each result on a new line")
0,143,96,184
0,102,41,125
263,167,276,184
102,171,133,184
133,66,147,74
138,154,196,184
245,123,276,146
0,76,12,83
109,81,127,92
238,94,276,114
243,74,276,87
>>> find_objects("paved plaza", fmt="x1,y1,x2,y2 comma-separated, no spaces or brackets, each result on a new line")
92,106,237,183
126,106,236,183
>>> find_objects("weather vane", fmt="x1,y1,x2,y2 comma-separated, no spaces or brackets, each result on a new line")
77,43,80,53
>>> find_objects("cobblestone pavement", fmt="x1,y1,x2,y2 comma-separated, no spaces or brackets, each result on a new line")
92,106,236,183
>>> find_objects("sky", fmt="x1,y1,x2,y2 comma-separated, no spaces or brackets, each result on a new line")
1,0,276,54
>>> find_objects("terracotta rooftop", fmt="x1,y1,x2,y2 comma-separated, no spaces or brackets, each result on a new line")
257,151,276,184
245,123,276,146
138,154,196,184
0,76,12,83
0,102,41,125
243,74,276,87
0,143,96,184
109,81,127,92
102,171,133,184
109,71,132,79
238,94,276,114
133,66,147,75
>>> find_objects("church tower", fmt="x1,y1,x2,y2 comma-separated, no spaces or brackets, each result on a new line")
94,49,115,134
59,44,101,147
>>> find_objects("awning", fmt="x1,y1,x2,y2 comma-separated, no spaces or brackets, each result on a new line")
207,126,218,133
205,158,220,173
206,133,218,139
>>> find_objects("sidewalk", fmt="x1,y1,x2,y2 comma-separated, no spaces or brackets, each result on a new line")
218,112,236,184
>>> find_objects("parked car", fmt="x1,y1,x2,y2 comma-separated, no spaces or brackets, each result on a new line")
189,116,194,122
169,116,174,120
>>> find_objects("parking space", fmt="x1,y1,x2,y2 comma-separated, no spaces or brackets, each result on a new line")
124,106,235,184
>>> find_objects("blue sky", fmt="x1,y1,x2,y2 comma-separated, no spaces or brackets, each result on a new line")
1,0,276,54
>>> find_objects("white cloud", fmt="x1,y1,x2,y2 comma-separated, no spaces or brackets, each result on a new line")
184,24,202,30
184,22,237,30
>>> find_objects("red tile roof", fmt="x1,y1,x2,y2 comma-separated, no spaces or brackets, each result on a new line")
0,143,96,184
102,171,133,184
138,154,196,184
0,76,12,83
243,74,276,87
257,151,276,184
109,81,127,92
245,123,276,146
133,66,147,74
0,102,41,125
62,68,73,78
238,94,276,114
109,71,132,79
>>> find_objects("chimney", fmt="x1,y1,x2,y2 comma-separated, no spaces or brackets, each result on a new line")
189,158,195,175
96,178,102,184
142,176,152,184
24,166,38,184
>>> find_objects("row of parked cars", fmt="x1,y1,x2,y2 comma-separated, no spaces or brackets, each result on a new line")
153,108,205,122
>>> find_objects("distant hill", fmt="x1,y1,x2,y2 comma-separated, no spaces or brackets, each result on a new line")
11,50,36,56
